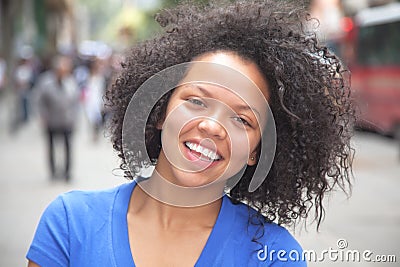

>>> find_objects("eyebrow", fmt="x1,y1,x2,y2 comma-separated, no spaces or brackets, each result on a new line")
190,84,261,118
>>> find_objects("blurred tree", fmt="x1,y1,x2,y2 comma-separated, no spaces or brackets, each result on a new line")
162,0,210,7
34,0,74,57
74,0,154,50
0,0,72,87
161,0,310,8
0,0,23,95
102,6,147,49
75,0,120,41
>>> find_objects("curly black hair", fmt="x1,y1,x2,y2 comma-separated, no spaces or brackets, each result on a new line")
105,0,355,229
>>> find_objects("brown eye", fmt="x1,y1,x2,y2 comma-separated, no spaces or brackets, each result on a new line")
233,116,251,127
186,98,207,107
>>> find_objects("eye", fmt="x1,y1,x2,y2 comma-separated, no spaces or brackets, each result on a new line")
186,98,207,107
233,116,251,127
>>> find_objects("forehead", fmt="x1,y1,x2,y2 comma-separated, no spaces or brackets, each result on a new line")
176,52,270,117
190,52,270,100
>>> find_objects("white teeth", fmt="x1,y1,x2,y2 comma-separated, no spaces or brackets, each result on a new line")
187,142,194,150
194,145,202,153
184,141,221,161
208,151,217,159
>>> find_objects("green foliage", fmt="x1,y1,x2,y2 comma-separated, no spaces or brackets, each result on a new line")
161,0,211,8
76,0,121,40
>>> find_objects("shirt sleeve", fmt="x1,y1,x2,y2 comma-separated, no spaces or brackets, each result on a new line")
26,195,70,267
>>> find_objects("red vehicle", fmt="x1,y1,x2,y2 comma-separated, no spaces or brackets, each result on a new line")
342,3,400,140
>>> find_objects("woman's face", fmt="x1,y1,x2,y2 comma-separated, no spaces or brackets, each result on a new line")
156,51,270,187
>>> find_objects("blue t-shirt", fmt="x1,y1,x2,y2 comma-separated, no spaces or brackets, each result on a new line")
27,181,306,266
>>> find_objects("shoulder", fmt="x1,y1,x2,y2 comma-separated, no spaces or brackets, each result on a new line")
257,223,305,265
56,182,133,215
36,182,134,231
225,198,307,266
26,182,135,266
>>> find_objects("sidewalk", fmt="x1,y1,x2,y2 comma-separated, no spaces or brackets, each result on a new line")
295,132,400,266
0,106,124,267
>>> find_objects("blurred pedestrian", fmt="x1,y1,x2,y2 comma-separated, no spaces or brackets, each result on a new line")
13,57,34,130
36,55,79,182
83,58,106,142
0,56,6,96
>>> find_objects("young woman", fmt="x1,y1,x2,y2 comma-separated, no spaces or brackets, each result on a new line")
27,1,354,266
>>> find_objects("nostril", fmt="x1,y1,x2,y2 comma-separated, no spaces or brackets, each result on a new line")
198,118,226,138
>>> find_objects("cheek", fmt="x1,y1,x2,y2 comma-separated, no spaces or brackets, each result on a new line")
226,128,251,160
248,132,261,152
164,104,199,134
229,128,261,158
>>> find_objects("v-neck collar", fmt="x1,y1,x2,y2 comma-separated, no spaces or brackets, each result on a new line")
111,181,236,267
112,181,136,266
194,191,235,266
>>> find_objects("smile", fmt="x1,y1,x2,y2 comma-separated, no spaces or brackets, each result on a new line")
184,141,222,162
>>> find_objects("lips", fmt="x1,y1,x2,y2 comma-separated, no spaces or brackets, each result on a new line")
184,141,222,162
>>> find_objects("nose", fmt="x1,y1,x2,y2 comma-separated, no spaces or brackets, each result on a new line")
197,118,227,139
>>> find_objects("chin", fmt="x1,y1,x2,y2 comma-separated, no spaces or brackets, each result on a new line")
172,170,222,188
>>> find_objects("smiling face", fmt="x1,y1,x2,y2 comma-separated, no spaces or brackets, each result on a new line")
155,51,270,187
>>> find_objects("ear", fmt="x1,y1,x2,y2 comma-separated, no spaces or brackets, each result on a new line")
247,152,257,166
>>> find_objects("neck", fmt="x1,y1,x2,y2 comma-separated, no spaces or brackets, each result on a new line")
129,180,223,230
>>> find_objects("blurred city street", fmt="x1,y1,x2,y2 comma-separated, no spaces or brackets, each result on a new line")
0,102,125,267
1,1,399,266
0,98,399,267
296,131,400,266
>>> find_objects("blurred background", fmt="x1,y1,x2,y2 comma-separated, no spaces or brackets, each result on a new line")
0,0,399,266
